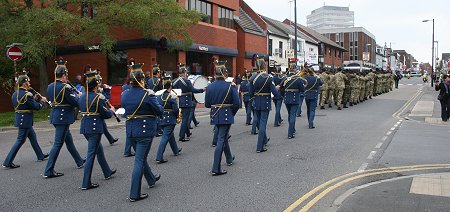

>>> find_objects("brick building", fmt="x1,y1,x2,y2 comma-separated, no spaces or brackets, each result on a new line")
283,19,347,70
319,27,376,68
235,0,268,75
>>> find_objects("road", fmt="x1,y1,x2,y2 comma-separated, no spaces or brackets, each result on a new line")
0,77,429,211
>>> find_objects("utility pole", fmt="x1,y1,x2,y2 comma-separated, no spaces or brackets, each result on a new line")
294,0,298,66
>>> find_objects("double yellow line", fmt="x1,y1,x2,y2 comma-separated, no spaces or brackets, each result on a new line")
284,164,450,212
392,86,423,119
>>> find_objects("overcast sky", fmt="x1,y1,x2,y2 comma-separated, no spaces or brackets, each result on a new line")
244,0,449,64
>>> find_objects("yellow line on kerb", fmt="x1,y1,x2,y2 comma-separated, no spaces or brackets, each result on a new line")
284,164,450,212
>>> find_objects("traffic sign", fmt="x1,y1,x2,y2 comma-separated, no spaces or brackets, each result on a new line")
6,46,23,61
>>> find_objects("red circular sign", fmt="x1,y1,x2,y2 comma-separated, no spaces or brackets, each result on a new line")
6,46,23,61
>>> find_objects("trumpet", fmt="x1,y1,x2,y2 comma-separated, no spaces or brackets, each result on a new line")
177,109,182,124
28,87,51,106
66,80,81,94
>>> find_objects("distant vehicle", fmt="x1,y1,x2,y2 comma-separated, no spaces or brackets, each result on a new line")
410,72,420,77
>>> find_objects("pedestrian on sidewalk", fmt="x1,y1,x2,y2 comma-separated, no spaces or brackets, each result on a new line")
435,74,450,122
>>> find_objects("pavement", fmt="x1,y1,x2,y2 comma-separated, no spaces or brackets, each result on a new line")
333,78,450,212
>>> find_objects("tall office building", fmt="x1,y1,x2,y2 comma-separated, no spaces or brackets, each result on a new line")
307,6,354,31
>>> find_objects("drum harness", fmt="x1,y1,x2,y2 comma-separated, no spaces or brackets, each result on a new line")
126,90,156,120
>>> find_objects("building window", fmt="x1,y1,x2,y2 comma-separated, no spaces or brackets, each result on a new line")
350,56,353,60
354,55,358,60
185,0,212,23
268,39,273,56
335,50,337,57
218,6,234,29
279,41,283,58
354,32,358,41
354,41,358,47
108,50,128,85
350,47,353,56
354,47,358,57
335,33,339,42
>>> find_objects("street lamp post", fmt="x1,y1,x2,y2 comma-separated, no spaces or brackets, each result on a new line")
423,19,434,86
294,0,298,66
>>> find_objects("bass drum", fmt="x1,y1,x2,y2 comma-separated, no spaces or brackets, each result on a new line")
188,75,209,104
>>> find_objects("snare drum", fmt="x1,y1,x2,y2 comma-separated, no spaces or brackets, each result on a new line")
188,75,208,103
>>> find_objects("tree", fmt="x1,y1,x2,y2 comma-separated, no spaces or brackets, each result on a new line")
0,0,201,95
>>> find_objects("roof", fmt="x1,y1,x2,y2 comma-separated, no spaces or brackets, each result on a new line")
285,20,347,51
259,16,289,38
236,8,266,36
260,16,317,45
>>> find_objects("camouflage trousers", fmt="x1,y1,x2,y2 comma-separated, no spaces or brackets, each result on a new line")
319,89,328,106
343,87,351,105
334,88,344,107
326,89,334,106
351,88,359,103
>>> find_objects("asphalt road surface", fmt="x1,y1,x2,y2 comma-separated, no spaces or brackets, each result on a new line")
0,78,424,211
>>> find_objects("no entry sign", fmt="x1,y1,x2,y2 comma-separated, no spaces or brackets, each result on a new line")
6,46,23,61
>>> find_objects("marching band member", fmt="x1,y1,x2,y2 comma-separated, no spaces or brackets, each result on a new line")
121,60,163,202
303,66,323,129
155,75,182,163
148,64,163,137
122,60,135,157
79,70,116,190
281,66,306,139
172,64,205,142
240,70,252,125
2,74,49,169
272,65,284,127
248,56,281,153
205,61,239,175
43,58,85,178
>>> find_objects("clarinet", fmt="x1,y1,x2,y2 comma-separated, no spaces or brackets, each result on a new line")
28,87,52,106
105,99,121,123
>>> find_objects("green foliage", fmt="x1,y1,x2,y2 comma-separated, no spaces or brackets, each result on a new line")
0,0,201,94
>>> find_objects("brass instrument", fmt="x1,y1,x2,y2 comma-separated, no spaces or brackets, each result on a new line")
177,108,182,124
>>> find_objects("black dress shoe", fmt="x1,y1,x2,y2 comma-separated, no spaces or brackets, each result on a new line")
2,163,20,169
189,126,193,129
187,132,192,137
43,172,64,178
309,126,315,129
211,170,227,176
288,136,295,139
246,123,251,126
81,183,99,190
227,135,231,140
156,159,168,164
110,138,119,146
174,148,182,156
227,155,235,166
76,159,86,169
274,124,280,127
343,106,348,108
37,153,49,162
129,194,148,202
195,122,200,127
155,133,162,137
320,106,325,109
155,174,161,182
179,138,190,142
124,153,136,157
105,169,117,180
211,144,216,147
256,148,268,153
337,107,342,110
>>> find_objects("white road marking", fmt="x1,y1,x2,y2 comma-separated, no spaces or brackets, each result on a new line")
407,84,413,85
375,143,383,149
367,151,377,159
386,131,392,135
381,136,388,141
357,163,369,172
390,127,396,130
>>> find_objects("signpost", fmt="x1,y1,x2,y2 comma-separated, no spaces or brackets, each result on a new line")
6,44,23,75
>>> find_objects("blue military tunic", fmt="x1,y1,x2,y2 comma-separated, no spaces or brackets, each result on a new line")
249,72,281,111
240,80,251,102
282,75,306,104
12,88,43,128
157,91,179,126
304,75,323,99
147,77,162,92
121,87,164,138
205,79,240,125
47,80,79,124
272,74,284,101
79,92,113,134
172,77,203,108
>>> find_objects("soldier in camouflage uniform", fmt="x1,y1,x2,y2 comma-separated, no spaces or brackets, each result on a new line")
350,71,359,105
359,73,365,103
333,68,347,110
327,71,335,108
319,69,330,109
343,71,352,108
366,70,375,99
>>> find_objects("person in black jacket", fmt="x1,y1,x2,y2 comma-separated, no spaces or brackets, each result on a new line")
435,74,450,121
